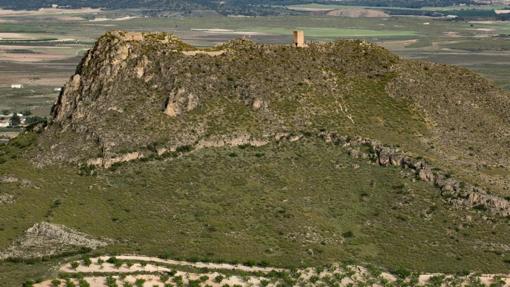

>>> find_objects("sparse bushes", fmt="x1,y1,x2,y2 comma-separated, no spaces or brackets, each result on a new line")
70,261,79,269
106,256,123,268
51,199,62,208
106,276,118,287
173,276,183,286
214,275,224,283
78,279,90,287
176,145,193,153
243,260,255,267
309,275,320,283
160,274,170,283
78,164,97,176
65,279,76,287
391,267,411,279
82,256,92,266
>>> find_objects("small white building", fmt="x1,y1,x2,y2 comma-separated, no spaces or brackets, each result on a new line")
11,84,23,89
0,113,25,127
495,9,510,15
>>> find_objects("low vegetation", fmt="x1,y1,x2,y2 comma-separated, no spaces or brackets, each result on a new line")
1,31,510,285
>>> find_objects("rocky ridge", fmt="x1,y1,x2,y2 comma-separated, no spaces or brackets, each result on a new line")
81,129,510,218
0,222,109,260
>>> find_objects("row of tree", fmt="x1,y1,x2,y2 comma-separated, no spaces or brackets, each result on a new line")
0,0,481,12
1,110,45,128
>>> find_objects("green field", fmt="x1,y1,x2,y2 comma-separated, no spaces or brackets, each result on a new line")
246,27,416,38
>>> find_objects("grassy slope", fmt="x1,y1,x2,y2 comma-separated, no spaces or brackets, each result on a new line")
1,135,510,285
1,32,510,285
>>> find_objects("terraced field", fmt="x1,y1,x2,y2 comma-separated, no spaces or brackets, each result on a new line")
31,255,510,287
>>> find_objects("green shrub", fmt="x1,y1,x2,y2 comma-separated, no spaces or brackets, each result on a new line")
160,275,170,283
106,257,119,265
176,145,193,153
391,267,411,279
106,276,118,287
82,257,92,266
309,275,320,283
214,275,224,283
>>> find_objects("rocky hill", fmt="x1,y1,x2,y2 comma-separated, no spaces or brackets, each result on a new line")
38,31,510,195
1,31,510,285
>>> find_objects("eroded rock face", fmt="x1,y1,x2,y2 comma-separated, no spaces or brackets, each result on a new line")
0,175,36,188
0,193,14,205
325,133,510,218
164,88,199,117
0,222,109,260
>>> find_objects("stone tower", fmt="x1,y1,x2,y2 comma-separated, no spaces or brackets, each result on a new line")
293,30,305,48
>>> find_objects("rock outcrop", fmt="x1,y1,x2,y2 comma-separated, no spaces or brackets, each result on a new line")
319,132,510,218
0,222,109,260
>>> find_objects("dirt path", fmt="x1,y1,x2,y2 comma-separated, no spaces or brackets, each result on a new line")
103,255,284,273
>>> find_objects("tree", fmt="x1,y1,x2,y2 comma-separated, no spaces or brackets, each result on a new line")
25,116,46,126
9,113,21,127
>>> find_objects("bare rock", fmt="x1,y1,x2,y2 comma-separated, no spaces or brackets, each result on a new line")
0,222,109,260
0,193,14,205
0,175,36,188
377,147,392,166
418,167,434,182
